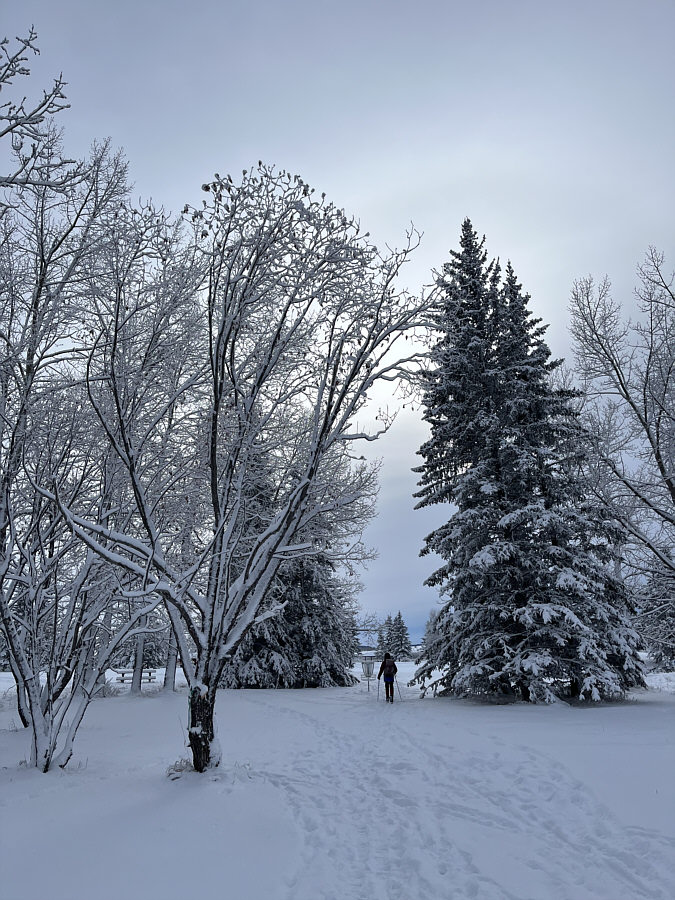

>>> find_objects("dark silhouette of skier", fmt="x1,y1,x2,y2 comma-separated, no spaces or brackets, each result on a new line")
377,652,397,703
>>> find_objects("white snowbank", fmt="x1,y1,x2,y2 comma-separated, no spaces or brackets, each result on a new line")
1,664,673,900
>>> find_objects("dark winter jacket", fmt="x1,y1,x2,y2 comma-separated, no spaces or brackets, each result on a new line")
378,658,397,680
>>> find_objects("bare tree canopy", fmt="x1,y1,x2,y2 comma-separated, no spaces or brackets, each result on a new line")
570,248,675,660
0,29,80,199
571,249,675,575
51,164,427,770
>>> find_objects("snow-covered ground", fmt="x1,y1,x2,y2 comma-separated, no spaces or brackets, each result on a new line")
1,663,673,900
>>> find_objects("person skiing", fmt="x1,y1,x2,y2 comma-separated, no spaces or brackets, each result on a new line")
377,652,397,703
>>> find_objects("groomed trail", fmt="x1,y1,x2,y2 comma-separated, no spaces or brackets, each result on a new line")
225,668,675,900
1,664,674,900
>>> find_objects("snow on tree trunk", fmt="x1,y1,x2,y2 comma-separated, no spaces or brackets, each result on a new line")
30,716,52,773
163,629,178,691
130,621,147,695
188,685,219,773
8,654,30,728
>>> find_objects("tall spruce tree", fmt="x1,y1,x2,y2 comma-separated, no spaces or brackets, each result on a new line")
388,611,413,659
413,220,644,702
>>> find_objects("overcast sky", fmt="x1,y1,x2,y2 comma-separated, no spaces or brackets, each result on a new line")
4,0,674,641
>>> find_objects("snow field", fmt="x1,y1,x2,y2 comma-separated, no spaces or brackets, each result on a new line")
1,663,674,900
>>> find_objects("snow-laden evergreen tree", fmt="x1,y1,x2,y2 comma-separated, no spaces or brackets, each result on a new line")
415,609,439,664
220,555,359,688
218,440,363,689
388,611,413,659
377,615,392,658
413,219,644,702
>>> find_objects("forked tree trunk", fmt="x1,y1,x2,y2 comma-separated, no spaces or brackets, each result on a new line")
24,681,52,772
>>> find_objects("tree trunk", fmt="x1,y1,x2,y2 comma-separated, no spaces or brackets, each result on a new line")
52,690,92,770
130,620,147,695
94,602,114,696
16,678,30,727
30,716,52,773
78,636,97,697
163,628,177,692
24,680,53,772
188,685,217,772
8,653,30,727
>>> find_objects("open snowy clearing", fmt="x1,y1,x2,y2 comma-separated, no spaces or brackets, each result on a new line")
1,664,674,900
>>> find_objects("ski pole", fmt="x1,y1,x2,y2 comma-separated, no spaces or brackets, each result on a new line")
377,678,380,701
395,677,403,700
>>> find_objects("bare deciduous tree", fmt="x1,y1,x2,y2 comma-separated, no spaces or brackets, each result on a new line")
0,29,80,202
570,248,675,654
0,122,159,770
59,165,426,771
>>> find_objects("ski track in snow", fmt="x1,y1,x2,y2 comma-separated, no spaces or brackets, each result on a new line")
2,669,674,900
234,679,674,900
